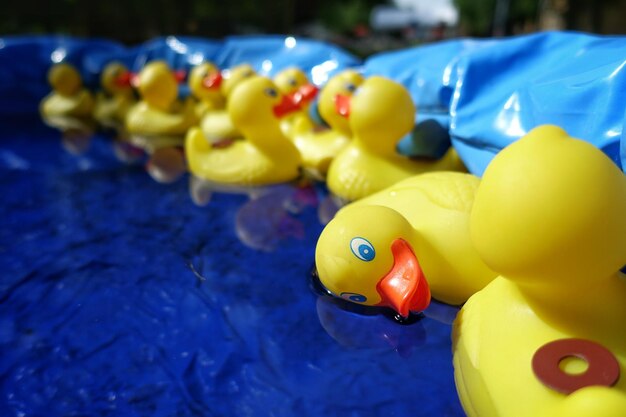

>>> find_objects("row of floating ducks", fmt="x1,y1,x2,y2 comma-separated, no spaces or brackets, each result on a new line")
41,60,626,416
40,60,463,197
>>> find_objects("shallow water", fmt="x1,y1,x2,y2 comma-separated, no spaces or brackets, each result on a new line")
0,116,464,417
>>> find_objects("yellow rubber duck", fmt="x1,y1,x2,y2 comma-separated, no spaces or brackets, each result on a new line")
126,60,197,152
93,61,135,129
326,76,465,201
198,63,256,144
453,125,626,417
40,63,95,128
185,76,302,186
286,70,363,178
273,67,318,137
188,61,225,119
315,171,497,316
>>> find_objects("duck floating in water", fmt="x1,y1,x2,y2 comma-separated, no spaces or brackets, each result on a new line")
286,70,364,179
40,63,95,130
453,125,626,417
315,171,497,317
188,61,225,119
185,76,302,186
126,61,197,151
198,63,256,145
273,67,318,137
125,61,195,182
40,62,96,154
93,61,134,130
326,76,464,201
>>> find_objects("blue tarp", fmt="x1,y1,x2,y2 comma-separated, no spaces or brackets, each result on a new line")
364,32,626,173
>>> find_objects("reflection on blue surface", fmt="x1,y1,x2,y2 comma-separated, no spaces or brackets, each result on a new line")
0,116,464,417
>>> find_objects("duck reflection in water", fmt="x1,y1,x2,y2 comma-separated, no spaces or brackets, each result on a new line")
315,296,428,358
190,177,320,252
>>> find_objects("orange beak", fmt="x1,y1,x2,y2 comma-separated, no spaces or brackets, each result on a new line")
291,84,319,106
174,70,187,83
115,71,133,87
202,72,223,89
376,239,431,317
334,94,351,118
273,94,300,118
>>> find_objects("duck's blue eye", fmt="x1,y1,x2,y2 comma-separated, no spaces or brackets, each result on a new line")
340,292,367,303
345,82,357,92
350,237,375,262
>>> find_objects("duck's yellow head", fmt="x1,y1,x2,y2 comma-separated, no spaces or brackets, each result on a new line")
48,63,82,97
348,76,415,152
221,64,256,98
189,62,223,101
315,205,431,317
136,61,178,111
274,67,318,109
318,70,364,135
471,125,626,284
100,61,132,95
227,76,299,137
274,67,309,94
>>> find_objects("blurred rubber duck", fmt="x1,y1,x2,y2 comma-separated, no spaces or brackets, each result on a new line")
198,63,256,145
40,63,96,153
273,67,318,136
185,76,302,185
93,61,134,129
326,76,465,201
40,63,95,125
125,61,195,182
453,125,626,417
287,70,364,178
315,171,497,317
188,61,225,119
126,60,197,152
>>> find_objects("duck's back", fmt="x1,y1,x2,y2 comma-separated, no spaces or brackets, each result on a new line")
453,278,626,417
355,171,479,221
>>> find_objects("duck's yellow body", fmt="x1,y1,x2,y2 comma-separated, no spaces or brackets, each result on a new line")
287,70,363,177
315,171,497,315
40,63,94,125
326,76,465,201
186,76,302,186
126,61,197,152
453,125,626,417
93,61,134,129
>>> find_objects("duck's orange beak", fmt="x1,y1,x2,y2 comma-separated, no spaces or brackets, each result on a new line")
202,72,223,89
291,84,319,106
334,94,351,118
273,94,300,118
376,239,431,317
174,70,187,83
115,71,133,87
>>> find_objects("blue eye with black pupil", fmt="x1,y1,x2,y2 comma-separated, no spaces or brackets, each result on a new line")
340,292,367,303
350,237,375,261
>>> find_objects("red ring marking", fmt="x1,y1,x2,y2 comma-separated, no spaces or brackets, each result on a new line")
532,338,620,394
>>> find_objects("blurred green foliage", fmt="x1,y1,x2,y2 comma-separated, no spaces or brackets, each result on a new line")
0,0,384,43
454,0,539,35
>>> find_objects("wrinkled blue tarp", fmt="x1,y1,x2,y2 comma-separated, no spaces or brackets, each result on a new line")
365,32,625,173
